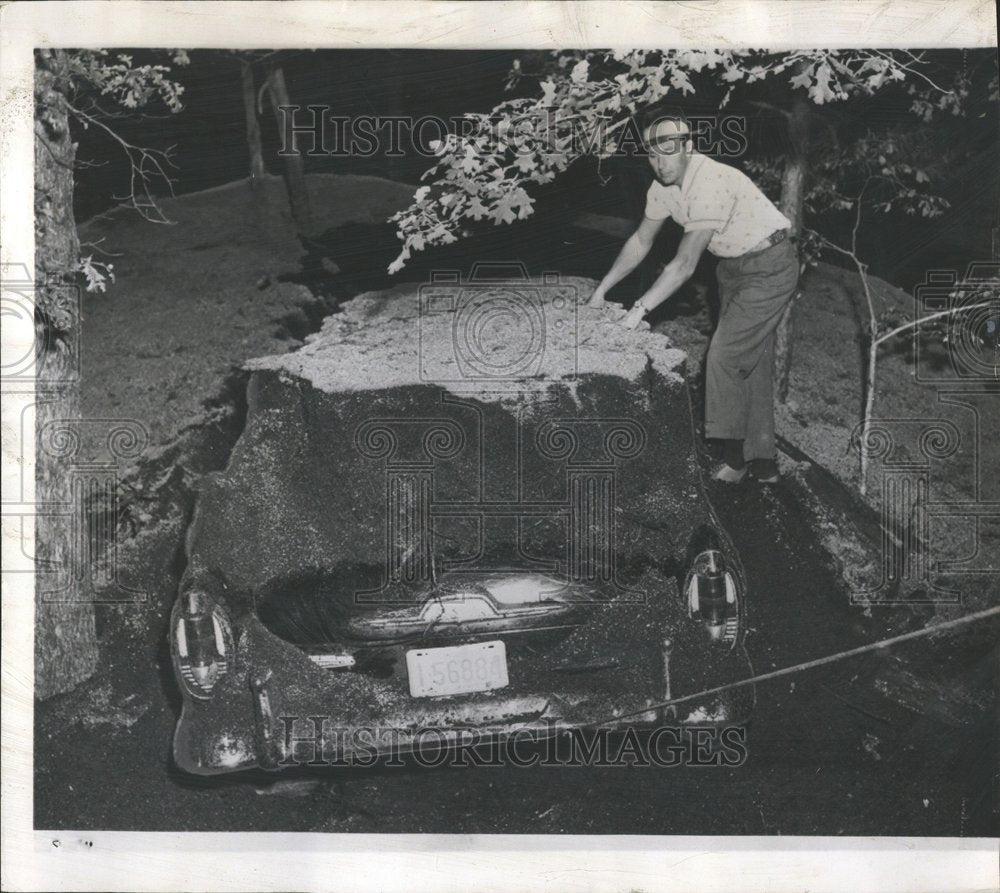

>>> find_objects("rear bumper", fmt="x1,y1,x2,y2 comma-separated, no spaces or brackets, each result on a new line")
172,615,753,775
174,694,750,774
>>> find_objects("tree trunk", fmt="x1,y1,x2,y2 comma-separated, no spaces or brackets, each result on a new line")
33,49,99,699
774,94,810,404
240,59,266,185
267,64,313,236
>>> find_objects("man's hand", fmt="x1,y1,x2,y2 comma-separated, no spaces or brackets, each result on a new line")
585,217,664,310
622,229,711,325
620,304,646,331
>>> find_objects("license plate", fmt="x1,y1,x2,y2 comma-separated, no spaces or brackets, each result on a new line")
405,641,509,697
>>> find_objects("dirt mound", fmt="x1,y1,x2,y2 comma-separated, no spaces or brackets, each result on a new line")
78,173,415,451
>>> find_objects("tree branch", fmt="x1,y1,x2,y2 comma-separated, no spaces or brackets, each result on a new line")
874,301,996,348
67,104,179,224
748,100,792,121
80,237,123,258
873,50,952,94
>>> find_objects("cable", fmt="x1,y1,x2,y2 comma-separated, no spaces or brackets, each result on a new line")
594,603,1000,728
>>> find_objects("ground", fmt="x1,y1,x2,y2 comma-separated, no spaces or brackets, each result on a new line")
34,174,998,834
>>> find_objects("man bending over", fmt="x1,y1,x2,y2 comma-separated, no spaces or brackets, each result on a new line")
589,113,799,484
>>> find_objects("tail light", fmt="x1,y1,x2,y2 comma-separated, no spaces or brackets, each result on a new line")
172,590,234,699
684,549,738,645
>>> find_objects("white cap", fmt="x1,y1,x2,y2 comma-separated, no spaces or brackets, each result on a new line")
645,117,691,152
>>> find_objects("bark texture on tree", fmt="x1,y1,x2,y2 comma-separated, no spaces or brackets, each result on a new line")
774,94,810,404
267,65,314,236
33,49,99,700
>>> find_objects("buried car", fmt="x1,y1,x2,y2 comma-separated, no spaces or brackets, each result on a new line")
170,274,755,774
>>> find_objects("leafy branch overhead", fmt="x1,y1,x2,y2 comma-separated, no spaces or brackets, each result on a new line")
388,48,958,273
36,49,191,293
62,49,190,113
744,129,951,236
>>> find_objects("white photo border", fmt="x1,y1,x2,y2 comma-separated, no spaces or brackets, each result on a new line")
2,2,997,892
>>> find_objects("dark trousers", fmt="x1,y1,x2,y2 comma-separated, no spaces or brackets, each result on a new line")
705,238,799,461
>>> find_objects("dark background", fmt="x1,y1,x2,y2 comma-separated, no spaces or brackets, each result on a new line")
71,48,1000,293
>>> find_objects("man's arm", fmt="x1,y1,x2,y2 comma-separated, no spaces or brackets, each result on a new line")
587,216,666,308
619,228,713,329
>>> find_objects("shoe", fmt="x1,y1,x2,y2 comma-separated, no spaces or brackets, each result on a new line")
748,459,779,483
711,463,747,483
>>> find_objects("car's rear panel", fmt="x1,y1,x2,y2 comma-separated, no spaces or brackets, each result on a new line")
172,567,751,774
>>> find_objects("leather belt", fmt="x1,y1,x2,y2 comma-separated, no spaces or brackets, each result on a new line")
746,229,788,255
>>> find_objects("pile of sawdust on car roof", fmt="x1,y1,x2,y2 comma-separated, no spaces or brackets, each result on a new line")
246,277,687,401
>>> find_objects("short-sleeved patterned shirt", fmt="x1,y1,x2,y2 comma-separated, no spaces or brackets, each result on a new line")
644,152,790,258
